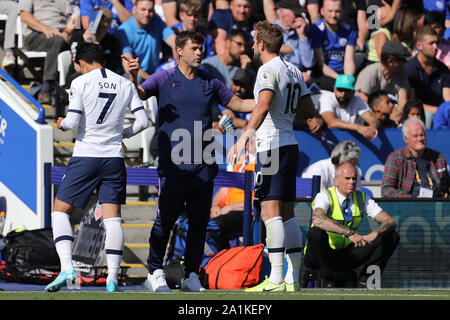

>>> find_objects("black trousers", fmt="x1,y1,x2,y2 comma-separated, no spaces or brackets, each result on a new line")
24,31,69,82
303,227,400,281
147,175,214,277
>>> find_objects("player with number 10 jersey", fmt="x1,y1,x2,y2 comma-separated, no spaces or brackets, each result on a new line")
253,56,309,153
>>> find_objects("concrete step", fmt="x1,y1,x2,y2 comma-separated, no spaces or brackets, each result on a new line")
121,199,158,222
123,223,153,243
118,205,157,279
123,243,149,265
121,263,148,278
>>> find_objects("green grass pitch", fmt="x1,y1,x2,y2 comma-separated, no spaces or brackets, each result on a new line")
1,289,450,300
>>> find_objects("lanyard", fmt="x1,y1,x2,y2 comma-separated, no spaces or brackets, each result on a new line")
415,169,433,187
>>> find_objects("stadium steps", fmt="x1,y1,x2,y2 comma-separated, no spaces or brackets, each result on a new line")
120,195,158,279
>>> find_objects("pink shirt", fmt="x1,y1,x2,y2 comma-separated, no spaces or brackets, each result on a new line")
437,39,450,68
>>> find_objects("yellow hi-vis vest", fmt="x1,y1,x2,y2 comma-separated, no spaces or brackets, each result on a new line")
311,187,366,249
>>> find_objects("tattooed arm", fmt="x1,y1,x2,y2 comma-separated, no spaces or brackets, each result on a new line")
361,211,396,244
312,207,372,248
312,208,350,235
374,211,396,234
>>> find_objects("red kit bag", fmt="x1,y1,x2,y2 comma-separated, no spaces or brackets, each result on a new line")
203,243,264,289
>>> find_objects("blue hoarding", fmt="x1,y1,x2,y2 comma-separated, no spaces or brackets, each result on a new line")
294,128,450,181
0,98,36,212
216,128,450,182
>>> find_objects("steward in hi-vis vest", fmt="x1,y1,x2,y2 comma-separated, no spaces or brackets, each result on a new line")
303,162,399,288
310,186,366,250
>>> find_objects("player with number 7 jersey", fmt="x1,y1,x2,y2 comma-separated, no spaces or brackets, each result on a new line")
45,43,149,294
65,65,146,158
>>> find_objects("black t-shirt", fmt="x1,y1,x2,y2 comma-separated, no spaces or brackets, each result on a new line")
411,157,438,197
342,0,367,28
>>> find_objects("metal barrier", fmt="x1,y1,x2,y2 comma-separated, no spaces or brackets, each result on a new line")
0,68,45,124
49,166,255,245
49,166,321,247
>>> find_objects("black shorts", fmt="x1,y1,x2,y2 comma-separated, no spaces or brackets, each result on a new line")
254,144,299,201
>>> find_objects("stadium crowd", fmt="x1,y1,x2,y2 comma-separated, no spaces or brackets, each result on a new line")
1,0,449,145
0,0,448,124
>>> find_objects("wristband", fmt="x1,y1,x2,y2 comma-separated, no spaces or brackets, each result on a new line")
345,229,354,238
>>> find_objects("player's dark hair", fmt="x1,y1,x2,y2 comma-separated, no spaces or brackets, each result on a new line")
175,30,204,49
75,42,105,66
253,21,283,54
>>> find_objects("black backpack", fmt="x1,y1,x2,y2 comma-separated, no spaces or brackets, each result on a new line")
0,228,60,284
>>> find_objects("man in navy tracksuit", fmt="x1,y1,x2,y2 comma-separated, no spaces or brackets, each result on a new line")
123,30,255,291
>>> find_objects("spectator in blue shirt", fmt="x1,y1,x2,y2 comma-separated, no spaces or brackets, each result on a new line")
445,27,450,39
422,0,450,26
171,0,215,58
309,0,369,52
432,101,450,129
405,25,450,118
201,28,253,89
80,0,133,35
309,0,357,92
208,0,256,55
116,0,177,82
274,0,315,83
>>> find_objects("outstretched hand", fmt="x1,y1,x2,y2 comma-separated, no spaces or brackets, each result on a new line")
121,54,140,80
227,134,247,165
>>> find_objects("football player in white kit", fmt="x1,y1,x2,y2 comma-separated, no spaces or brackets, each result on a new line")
228,21,317,292
44,43,149,293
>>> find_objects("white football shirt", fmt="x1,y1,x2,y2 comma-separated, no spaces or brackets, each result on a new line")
253,56,309,152
66,68,143,158
317,90,370,125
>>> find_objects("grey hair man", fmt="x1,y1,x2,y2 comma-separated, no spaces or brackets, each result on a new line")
302,140,363,191
382,117,450,198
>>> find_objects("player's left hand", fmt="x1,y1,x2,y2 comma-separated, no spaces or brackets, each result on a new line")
227,134,247,165
121,55,140,80
56,117,65,131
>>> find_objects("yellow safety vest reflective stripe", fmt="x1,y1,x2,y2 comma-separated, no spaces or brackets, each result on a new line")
308,187,366,250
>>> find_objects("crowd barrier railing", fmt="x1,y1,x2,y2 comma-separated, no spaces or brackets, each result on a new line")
49,166,255,244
